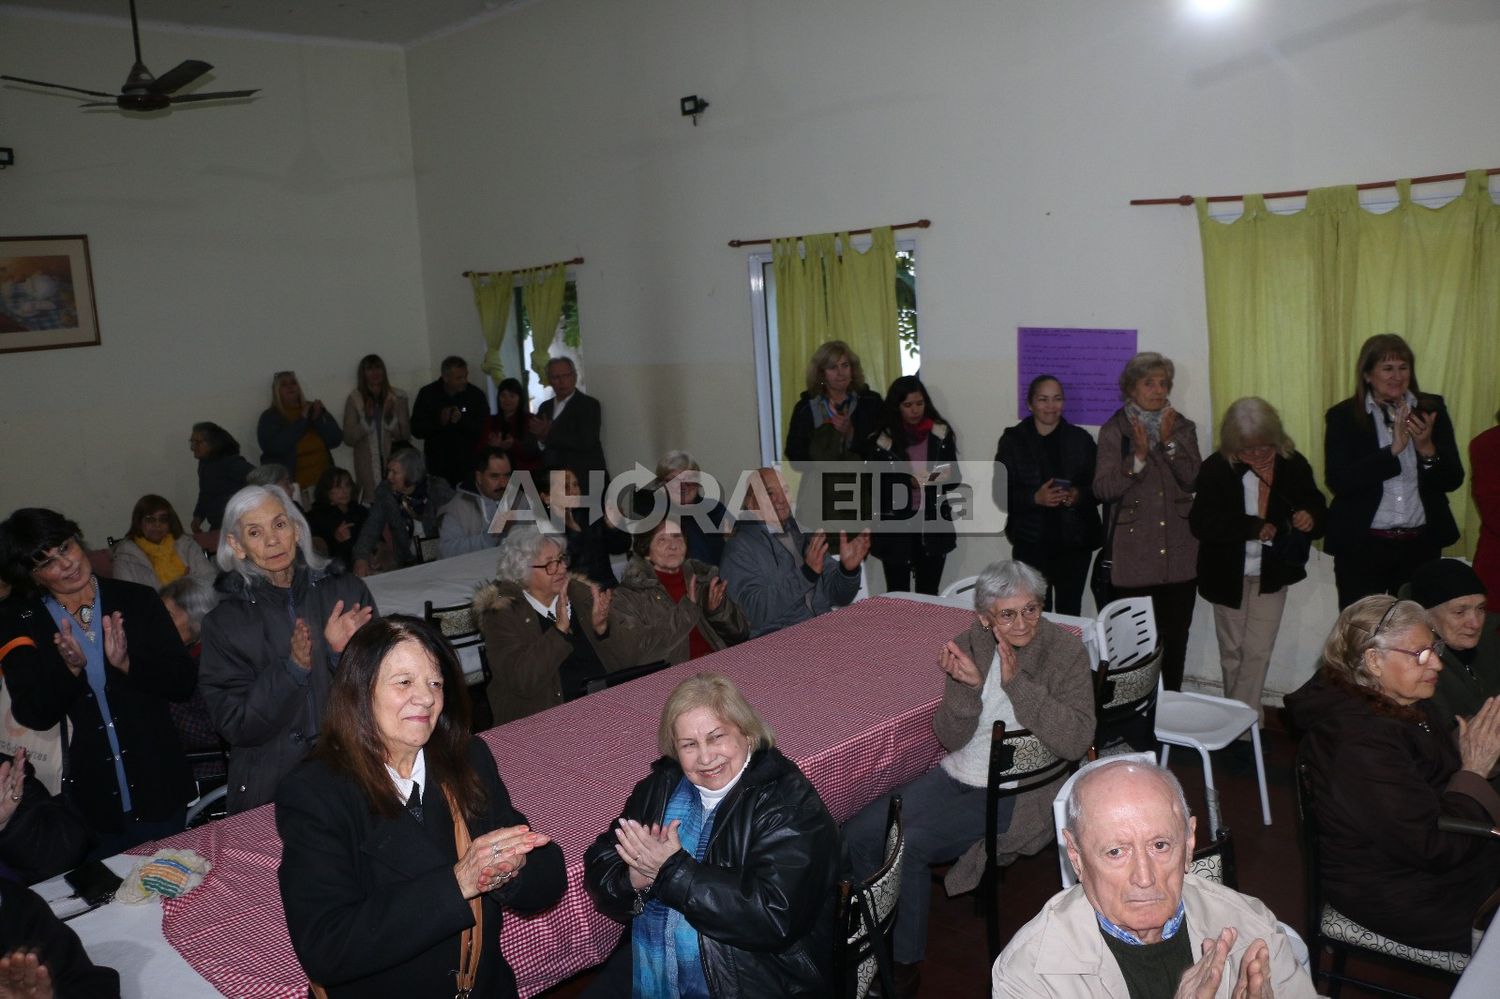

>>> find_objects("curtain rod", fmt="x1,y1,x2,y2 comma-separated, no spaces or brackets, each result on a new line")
462,256,584,277
727,218,930,249
1131,167,1500,206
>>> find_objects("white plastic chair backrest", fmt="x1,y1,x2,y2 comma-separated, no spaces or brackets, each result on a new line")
1051,752,1157,888
939,575,979,599
1094,597,1158,671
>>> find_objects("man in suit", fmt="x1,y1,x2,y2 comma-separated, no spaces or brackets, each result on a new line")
529,357,607,480
410,356,489,489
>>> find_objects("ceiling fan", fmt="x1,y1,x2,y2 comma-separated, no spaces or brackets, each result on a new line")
0,0,260,112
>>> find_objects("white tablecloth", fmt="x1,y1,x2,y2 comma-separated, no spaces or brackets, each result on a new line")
1453,923,1500,998
38,856,219,998
363,548,503,682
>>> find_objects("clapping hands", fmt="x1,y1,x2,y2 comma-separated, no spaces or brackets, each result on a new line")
614,818,683,891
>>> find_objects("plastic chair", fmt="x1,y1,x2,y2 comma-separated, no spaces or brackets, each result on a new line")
1155,683,1271,840
940,575,978,599
1051,752,1157,888
1093,597,1161,751
982,720,1076,960
833,795,904,999
1294,761,1468,995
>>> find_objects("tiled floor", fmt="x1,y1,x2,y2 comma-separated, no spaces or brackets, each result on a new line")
541,717,1464,998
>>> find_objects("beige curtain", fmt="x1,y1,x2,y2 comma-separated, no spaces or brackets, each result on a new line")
771,226,901,439
521,263,568,381
469,271,514,382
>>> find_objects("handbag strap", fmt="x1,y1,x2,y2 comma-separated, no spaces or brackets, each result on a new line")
444,786,483,999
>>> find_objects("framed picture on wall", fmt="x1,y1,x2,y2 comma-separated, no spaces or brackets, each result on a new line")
0,235,101,354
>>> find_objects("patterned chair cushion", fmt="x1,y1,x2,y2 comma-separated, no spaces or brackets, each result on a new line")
846,825,905,999
1320,905,1470,973
1188,852,1224,884
431,606,477,638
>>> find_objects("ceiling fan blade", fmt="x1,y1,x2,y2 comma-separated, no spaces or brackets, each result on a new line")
167,89,260,104
0,75,115,99
77,101,122,108
149,60,212,95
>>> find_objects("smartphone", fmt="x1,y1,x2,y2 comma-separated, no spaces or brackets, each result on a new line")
65,860,123,906
1052,479,1072,491
926,463,952,483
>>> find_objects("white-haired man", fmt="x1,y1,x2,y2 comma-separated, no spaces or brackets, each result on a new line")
993,759,1315,998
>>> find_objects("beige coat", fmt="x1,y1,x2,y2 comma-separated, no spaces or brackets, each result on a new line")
936,617,1095,895
472,576,639,724
1092,407,1201,588
109,534,218,590
993,875,1316,998
609,556,749,664
341,387,412,503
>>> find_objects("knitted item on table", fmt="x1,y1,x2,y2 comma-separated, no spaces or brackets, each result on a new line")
116,848,212,904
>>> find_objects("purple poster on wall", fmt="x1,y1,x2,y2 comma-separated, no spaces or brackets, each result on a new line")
1017,327,1138,425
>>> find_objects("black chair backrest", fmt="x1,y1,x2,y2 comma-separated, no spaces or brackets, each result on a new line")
1293,758,1324,943
1093,648,1162,752
834,795,903,999
1189,829,1238,891
582,660,673,697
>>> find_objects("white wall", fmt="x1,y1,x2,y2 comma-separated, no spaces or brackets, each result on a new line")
0,11,429,542
404,0,1500,698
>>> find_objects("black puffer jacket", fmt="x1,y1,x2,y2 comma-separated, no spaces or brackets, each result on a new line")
865,421,960,561
583,747,838,997
199,560,374,813
995,416,1102,551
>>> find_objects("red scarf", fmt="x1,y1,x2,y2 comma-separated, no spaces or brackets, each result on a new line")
904,417,935,445
656,569,714,659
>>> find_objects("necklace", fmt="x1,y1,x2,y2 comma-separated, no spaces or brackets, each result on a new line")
65,578,98,643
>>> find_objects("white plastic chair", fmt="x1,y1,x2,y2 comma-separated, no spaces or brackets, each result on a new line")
1094,597,1157,674
939,575,978,599
1051,753,1157,887
1155,682,1271,840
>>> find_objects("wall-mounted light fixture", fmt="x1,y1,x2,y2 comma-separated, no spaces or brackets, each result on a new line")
679,95,709,126
0,148,13,169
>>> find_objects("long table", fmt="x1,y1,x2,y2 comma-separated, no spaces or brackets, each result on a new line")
76,597,974,997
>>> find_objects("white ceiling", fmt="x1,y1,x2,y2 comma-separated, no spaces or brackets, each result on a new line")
1,0,534,47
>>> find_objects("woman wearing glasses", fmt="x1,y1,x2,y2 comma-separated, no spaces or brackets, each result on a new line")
1287,595,1500,954
842,560,1094,992
1189,398,1325,723
474,525,635,724
109,495,219,590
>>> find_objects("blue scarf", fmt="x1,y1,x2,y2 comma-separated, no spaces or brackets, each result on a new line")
633,776,716,998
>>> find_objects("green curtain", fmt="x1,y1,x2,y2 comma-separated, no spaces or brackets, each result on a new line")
1200,170,1500,555
771,226,901,442
469,271,513,382
522,263,568,381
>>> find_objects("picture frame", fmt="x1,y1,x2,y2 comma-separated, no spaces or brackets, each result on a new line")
0,234,101,354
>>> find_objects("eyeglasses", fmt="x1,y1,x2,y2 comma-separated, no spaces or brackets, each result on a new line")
986,603,1042,628
1384,641,1445,666
531,553,572,574
141,513,172,524
31,538,82,573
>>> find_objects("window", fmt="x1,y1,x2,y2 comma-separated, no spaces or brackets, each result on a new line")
747,240,919,465
487,276,582,407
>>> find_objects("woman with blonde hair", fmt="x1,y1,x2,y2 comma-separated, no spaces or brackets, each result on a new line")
342,353,412,503
784,340,883,462
1190,398,1326,721
256,370,343,491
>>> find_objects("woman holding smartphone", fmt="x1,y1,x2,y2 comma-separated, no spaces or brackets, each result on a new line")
866,376,960,594
996,375,1102,615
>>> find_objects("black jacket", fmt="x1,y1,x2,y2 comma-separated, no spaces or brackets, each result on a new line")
198,562,374,813
537,390,607,477
0,579,194,833
995,417,1102,552
865,421,960,560
193,452,253,529
1189,451,1327,607
277,738,565,999
1322,394,1464,556
583,747,838,997
0,753,93,884
1286,672,1500,952
410,378,490,489
784,389,883,461
0,878,120,997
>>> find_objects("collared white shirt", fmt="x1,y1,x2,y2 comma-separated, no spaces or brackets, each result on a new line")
523,589,567,621
384,747,427,806
1365,391,1425,530
942,647,1020,788
549,391,574,422
1242,470,1264,576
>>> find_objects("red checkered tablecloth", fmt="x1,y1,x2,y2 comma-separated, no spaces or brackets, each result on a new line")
145,597,977,997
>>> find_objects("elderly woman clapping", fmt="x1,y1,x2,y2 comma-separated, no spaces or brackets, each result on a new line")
610,514,748,665
352,447,455,577
843,560,1094,978
278,615,564,998
1287,595,1500,953
472,524,630,724
199,485,375,813
584,673,840,996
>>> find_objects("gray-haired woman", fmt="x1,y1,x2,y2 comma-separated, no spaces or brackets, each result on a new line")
842,561,1094,987
199,485,375,813
472,525,631,724
1093,351,1202,690
351,447,455,577
1190,398,1326,722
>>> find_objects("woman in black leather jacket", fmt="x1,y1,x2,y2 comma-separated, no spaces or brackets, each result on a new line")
995,375,1102,614
583,673,838,997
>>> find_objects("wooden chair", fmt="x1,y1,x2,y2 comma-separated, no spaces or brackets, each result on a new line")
416,535,444,564
1294,761,1468,996
423,599,495,731
981,719,1075,961
833,795,905,999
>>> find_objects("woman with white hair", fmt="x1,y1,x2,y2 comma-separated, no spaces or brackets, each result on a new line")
1190,397,1326,722
472,524,629,724
199,485,375,813
351,447,455,576
652,450,732,565
842,560,1094,993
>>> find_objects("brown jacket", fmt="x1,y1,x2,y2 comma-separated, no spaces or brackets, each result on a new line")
472,576,637,724
936,617,1095,895
1092,407,1201,587
609,556,750,664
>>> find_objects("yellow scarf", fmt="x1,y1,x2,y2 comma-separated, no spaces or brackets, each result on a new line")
280,403,330,488
136,535,187,586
